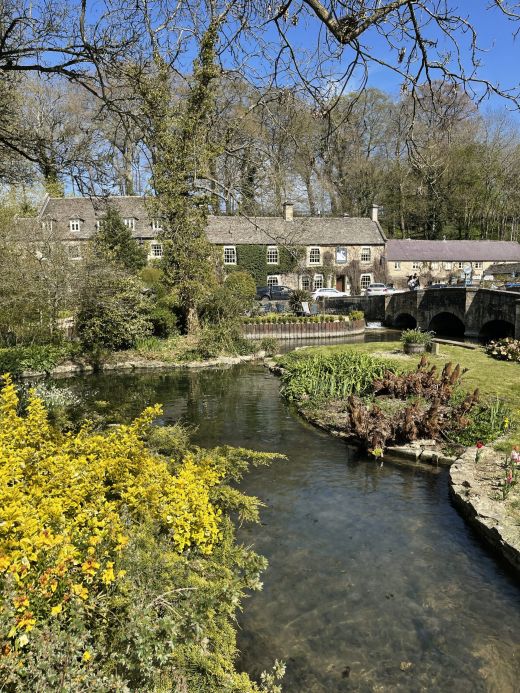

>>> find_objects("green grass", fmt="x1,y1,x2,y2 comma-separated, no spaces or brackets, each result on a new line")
294,341,520,447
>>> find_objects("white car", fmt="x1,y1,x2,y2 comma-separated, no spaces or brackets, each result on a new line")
312,287,351,300
364,283,389,296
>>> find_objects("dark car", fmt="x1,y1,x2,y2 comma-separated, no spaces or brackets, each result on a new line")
256,285,292,301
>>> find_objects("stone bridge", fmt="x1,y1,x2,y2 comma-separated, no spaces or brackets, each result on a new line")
325,287,520,339
385,288,520,339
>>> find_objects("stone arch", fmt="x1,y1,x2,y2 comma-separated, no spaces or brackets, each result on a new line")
479,319,515,341
393,313,417,329
428,312,465,338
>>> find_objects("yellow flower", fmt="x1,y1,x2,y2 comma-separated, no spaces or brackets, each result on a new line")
82,650,91,662
18,634,29,648
50,604,62,616
81,559,100,577
71,584,89,600
101,562,115,586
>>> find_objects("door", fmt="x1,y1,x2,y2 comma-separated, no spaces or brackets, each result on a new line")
336,275,345,291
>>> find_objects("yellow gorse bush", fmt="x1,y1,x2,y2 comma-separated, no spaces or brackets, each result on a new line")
0,374,222,651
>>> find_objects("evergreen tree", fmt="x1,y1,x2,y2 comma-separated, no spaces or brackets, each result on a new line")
92,206,147,272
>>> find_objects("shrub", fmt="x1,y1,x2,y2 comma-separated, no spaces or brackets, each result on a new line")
279,350,394,401
401,328,434,346
289,289,311,314
348,310,364,321
149,306,178,338
485,337,520,363
77,271,153,354
195,322,255,359
0,375,284,691
0,344,75,375
260,337,278,356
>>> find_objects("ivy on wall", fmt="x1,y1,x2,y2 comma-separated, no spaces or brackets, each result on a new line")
227,245,305,285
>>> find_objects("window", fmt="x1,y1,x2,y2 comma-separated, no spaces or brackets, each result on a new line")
267,246,279,264
152,218,162,232
336,247,347,264
136,237,144,246
223,246,237,265
150,243,163,258
360,274,372,289
360,247,371,263
123,218,135,231
412,262,421,271
41,220,53,232
443,262,452,270
67,243,82,260
313,274,324,290
430,262,439,270
301,276,311,291
267,275,280,287
69,218,81,233
474,261,483,269
394,262,401,270
458,262,465,269
309,247,321,265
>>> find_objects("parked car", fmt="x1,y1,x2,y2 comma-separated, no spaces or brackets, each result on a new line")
426,283,449,289
364,283,388,296
256,285,292,301
311,287,351,300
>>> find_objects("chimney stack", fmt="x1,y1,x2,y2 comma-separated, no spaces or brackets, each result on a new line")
283,201,294,222
370,204,379,223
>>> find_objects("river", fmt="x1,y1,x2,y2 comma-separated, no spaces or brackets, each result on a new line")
58,359,520,692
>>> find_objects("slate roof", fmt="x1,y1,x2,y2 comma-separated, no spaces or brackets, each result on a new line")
35,196,386,245
205,214,385,245
386,239,520,262
486,262,520,275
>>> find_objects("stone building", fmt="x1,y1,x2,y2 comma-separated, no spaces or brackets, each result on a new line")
386,239,520,289
34,196,387,293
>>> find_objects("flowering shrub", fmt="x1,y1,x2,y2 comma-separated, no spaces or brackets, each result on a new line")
485,337,520,363
0,375,284,691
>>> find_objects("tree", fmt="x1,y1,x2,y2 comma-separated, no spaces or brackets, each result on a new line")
92,206,147,272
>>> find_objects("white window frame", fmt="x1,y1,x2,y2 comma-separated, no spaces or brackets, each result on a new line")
412,262,421,271
267,275,280,287
301,275,311,291
150,243,163,258
360,247,371,263
309,247,321,265
313,273,324,290
223,245,237,265
69,218,81,233
393,261,401,270
123,218,136,231
335,247,347,264
458,262,465,270
473,261,483,269
360,274,372,289
151,218,162,232
430,262,439,270
443,262,452,270
267,246,279,264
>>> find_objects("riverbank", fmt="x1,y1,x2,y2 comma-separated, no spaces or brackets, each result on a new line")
270,341,520,577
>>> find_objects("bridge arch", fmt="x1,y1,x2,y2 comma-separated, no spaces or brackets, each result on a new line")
393,313,417,329
479,319,515,341
428,312,465,338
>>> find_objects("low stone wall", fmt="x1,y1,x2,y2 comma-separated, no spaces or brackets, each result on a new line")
243,318,365,340
450,447,520,577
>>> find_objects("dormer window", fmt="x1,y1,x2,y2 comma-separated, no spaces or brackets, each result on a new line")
152,218,162,232
123,218,136,231
69,218,81,233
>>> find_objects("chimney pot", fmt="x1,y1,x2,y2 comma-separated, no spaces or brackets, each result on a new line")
283,201,294,222
370,204,379,223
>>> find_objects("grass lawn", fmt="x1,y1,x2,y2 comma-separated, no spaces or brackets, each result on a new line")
292,340,520,449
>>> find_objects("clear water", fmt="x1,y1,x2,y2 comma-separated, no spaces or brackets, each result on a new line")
58,364,520,692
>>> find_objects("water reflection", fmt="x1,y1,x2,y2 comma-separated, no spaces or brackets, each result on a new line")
59,365,520,692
